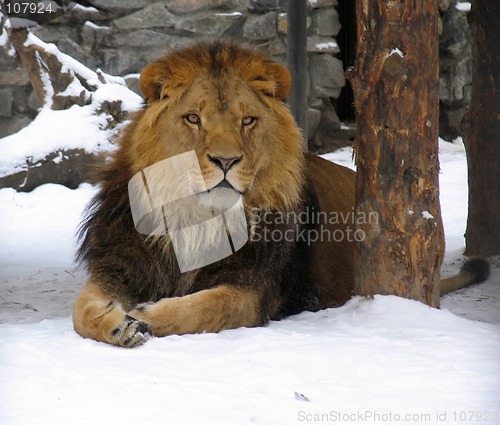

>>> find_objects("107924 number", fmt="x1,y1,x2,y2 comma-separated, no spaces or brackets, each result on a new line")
4,1,55,15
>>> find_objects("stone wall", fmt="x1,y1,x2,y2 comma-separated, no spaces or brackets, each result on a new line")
439,0,472,141
0,0,345,149
0,0,472,145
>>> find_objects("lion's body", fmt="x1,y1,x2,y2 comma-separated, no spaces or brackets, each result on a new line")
73,42,488,347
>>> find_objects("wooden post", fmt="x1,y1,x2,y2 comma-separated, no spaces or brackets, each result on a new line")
287,0,308,149
351,0,442,307
463,1,500,257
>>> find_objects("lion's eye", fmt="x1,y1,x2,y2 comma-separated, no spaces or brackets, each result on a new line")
185,114,201,126
242,116,256,127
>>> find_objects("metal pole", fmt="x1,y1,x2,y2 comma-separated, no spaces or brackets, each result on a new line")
287,0,308,150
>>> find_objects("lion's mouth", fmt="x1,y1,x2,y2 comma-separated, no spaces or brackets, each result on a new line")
207,179,242,194
214,179,235,190
196,179,243,212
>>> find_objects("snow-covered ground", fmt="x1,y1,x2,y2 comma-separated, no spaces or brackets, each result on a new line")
1,129,499,423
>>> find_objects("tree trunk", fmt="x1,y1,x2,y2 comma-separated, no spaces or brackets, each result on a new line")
7,28,98,110
463,1,500,257
350,0,442,307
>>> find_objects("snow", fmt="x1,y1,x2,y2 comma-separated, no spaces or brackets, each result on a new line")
72,4,99,13
214,12,242,17
388,47,404,58
1,295,499,425
421,210,434,220
456,2,472,12
315,41,339,50
83,20,110,30
1,110,500,424
0,27,9,47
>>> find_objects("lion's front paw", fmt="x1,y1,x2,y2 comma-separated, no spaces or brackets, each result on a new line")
111,315,153,348
128,302,155,322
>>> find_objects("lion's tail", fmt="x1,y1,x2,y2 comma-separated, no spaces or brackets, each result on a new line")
440,257,491,296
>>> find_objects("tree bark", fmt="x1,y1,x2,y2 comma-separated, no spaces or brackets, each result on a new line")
351,0,442,307
463,1,500,257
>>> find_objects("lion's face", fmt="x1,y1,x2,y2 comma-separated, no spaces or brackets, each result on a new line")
128,43,305,214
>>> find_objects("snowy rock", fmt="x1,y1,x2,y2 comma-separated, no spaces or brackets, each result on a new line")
307,36,340,53
0,149,105,192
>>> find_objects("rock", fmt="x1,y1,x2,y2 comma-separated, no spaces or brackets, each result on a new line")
31,25,77,43
255,39,286,57
0,88,14,117
437,1,472,139
175,11,243,36
311,100,346,150
87,0,154,12
101,48,142,75
248,0,286,12
124,74,142,96
0,115,33,138
109,29,177,48
243,13,277,41
0,149,106,192
308,0,338,9
165,0,240,14
307,107,321,141
57,37,97,70
81,21,113,47
309,54,345,99
311,7,341,36
49,3,107,25
113,3,177,30
27,91,43,112
0,68,31,86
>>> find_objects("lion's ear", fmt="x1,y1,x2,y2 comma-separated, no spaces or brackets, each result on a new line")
266,62,291,100
140,63,170,102
247,61,292,101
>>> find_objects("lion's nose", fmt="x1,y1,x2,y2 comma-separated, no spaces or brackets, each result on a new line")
208,155,242,173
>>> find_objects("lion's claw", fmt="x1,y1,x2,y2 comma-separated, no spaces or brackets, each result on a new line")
111,315,153,348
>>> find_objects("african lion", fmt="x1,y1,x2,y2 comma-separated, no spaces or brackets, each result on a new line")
73,42,489,347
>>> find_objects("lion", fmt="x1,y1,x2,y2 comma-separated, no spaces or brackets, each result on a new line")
73,42,489,347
